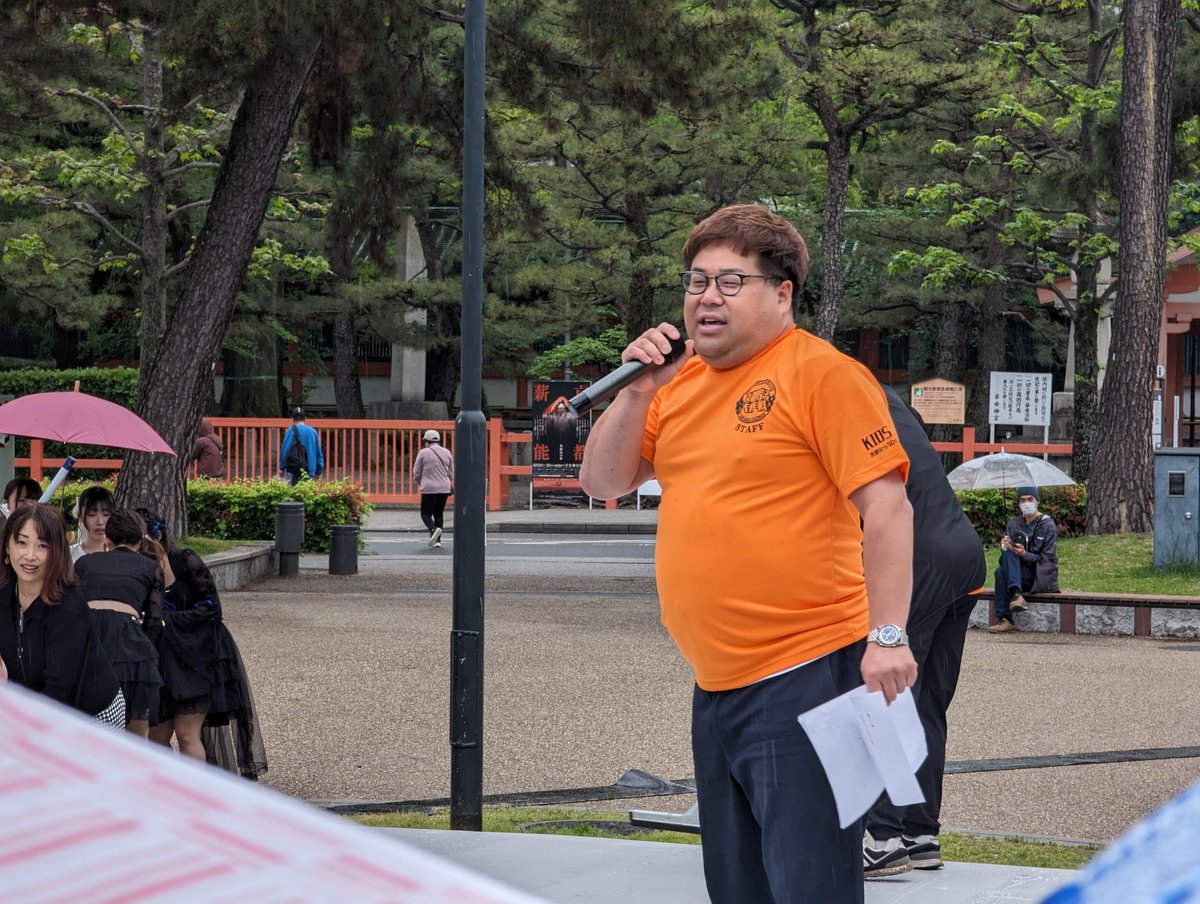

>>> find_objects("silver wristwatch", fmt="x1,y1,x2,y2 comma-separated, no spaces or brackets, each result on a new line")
867,624,909,647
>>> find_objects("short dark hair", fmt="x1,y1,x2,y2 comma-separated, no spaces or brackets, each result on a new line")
75,486,115,522
682,205,809,308
1,503,77,603
105,509,147,548
291,407,306,421
4,476,42,507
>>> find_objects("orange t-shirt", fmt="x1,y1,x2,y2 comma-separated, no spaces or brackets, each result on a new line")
643,328,909,691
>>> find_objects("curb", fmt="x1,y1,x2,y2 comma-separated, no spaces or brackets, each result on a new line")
365,523,658,536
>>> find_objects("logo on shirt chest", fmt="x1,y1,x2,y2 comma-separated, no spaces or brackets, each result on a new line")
734,379,776,433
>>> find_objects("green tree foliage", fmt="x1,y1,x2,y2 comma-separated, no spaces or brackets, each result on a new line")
768,0,978,340
886,1,1124,484
487,0,807,369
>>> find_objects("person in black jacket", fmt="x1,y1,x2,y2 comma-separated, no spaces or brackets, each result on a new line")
862,387,988,877
989,485,1060,634
75,509,165,737
0,504,124,728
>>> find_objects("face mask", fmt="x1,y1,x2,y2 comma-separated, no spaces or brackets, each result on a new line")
1019,501,1037,517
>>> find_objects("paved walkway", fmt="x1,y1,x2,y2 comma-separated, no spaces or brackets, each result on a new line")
389,829,1073,904
224,503,1195,904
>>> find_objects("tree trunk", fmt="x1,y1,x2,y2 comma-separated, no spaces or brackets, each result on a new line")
1069,13,1107,488
1071,271,1100,486
332,309,365,418
930,299,968,447
415,216,459,409
815,126,851,341
625,191,655,340
218,325,281,417
138,25,167,366
970,231,1008,441
116,41,322,536
329,202,365,418
1087,0,1180,534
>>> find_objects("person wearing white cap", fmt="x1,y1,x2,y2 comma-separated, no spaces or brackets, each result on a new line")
412,429,453,548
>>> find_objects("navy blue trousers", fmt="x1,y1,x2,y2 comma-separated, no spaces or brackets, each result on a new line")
866,594,975,840
993,550,1034,622
692,640,866,904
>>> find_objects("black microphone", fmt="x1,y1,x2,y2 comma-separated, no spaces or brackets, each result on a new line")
567,335,689,416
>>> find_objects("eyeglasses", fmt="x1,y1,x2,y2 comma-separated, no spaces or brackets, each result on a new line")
680,271,784,296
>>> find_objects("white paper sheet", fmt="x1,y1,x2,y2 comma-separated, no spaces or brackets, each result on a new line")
0,682,548,904
797,686,928,829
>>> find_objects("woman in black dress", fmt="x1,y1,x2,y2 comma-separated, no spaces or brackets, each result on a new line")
74,509,165,737
138,508,267,776
0,504,125,728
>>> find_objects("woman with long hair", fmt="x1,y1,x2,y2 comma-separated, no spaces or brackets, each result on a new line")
70,486,115,561
139,508,266,776
0,504,124,728
74,509,165,737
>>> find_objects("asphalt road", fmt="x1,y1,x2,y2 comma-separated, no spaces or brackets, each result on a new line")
361,531,656,560
224,532,1200,845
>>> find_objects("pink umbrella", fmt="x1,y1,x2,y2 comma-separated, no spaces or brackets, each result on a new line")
0,391,175,455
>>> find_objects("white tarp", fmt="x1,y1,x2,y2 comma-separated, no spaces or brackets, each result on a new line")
0,682,547,904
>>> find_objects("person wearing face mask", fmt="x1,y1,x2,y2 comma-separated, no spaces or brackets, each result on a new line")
989,485,1059,634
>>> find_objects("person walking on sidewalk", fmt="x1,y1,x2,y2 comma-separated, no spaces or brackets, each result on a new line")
412,430,453,548
580,204,915,904
862,387,987,877
278,407,324,486
990,486,1059,634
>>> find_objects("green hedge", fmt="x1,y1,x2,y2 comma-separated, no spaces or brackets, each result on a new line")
54,477,372,553
0,367,139,406
956,484,1087,543
0,367,141,472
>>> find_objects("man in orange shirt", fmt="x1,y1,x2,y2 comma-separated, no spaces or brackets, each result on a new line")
581,205,915,903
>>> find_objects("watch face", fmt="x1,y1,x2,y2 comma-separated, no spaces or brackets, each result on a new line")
877,625,902,646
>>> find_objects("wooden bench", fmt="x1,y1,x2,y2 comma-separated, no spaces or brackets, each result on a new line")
979,589,1200,636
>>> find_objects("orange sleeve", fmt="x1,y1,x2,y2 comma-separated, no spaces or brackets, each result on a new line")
807,360,909,497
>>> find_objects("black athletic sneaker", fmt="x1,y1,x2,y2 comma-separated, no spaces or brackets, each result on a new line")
902,833,943,869
863,831,913,878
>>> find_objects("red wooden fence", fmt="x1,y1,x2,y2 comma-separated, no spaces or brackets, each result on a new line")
17,420,1072,511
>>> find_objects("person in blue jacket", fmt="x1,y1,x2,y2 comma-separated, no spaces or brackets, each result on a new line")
278,407,325,485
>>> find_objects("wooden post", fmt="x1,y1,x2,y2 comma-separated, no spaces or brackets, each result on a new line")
487,417,503,511
962,424,975,461
30,438,44,480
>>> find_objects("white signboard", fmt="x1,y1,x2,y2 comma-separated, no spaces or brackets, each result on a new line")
988,372,1052,427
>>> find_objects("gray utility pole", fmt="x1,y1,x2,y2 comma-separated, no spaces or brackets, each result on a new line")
450,0,486,831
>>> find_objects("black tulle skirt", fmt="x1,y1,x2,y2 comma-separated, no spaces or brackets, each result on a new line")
92,609,162,724
201,624,268,779
156,603,249,722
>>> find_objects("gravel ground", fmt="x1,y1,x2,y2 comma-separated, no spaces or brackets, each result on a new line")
224,570,1200,843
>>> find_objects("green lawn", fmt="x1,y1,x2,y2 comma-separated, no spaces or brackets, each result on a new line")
349,807,1099,869
180,536,243,556
985,532,1200,595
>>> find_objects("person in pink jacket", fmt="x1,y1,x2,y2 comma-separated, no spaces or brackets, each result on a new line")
412,430,453,548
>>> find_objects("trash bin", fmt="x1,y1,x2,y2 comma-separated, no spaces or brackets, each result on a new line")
275,501,305,577
329,524,359,575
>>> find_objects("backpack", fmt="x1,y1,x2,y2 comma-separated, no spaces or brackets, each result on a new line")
284,427,307,473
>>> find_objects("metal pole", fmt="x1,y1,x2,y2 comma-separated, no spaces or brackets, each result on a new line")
450,0,486,832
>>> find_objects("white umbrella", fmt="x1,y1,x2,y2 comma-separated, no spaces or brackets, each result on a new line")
946,449,1075,492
